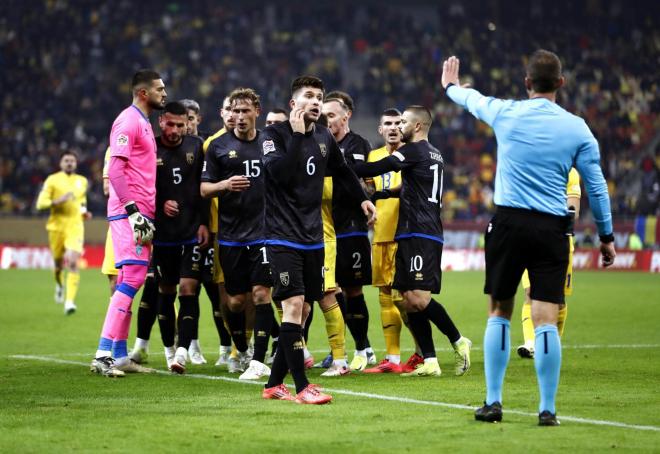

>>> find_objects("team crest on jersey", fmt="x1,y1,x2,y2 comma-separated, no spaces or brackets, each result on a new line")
116,134,128,146
319,143,327,157
136,245,143,256
186,152,194,164
279,272,290,286
262,140,275,155
228,150,237,159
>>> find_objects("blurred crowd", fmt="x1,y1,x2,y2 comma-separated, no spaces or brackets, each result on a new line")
1,0,658,220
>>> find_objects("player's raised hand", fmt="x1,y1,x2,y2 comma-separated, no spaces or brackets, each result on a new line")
222,175,250,192
361,200,377,226
163,200,179,217
290,107,306,134
600,241,616,267
441,56,470,89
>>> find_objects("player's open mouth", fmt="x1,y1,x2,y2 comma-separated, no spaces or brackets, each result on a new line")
309,108,320,115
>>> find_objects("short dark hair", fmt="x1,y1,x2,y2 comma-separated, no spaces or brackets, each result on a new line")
162,101,188,116
269,108,287,115
316,113,329,128
59,150,78,160
131,69,161,91
179,99,200,114
405,105,433,127
291,75,324,97
326,90,354,112
382,108,402,118
526,49,562,93
325,97,349,113
228,87,261,110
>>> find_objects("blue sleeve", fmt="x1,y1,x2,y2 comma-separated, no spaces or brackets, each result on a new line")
574,130,613,236
446,85,508,127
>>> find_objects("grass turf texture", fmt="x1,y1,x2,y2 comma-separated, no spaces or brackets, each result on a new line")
1,269,659,452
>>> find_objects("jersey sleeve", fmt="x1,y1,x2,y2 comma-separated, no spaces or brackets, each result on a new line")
109,115,137,159
262,126,299,186
35,176,54,210
446,85,509,127
574,126,613,236
328,138,369,204
201,142,222,182
350,137,372,163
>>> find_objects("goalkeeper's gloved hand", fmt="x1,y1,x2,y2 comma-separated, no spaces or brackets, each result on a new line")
125,202,155,245
370,190,392,203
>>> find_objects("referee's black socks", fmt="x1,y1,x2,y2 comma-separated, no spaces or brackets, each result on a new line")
423,299,461,344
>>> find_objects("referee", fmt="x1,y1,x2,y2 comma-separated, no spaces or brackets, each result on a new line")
442,50,616,426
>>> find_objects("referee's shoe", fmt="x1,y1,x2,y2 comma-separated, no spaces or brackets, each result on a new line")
475,401,502,423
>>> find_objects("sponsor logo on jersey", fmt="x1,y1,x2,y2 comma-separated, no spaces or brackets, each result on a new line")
279,271,289,286
228,150,237,159
157,158,164,166
116,134,128,146
415,272,423,281
186,152,194,164
262,140,275,154
319,143,327,157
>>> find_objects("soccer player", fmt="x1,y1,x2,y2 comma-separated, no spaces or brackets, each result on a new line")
36,150,90,315
132,101,209,374
265,108,288,126
90,69,166,377
518,168,581,358
203,95,239,367
356,106,472,378
202,87,275,380
321,96,373,372
180,98,207,139
261,75,376,404
442,52,616,425
362,109,423,374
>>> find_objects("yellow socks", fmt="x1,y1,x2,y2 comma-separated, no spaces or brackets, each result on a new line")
521,301,535,346
322,303,346,360
65,271,80,303
379,291,402,356
557,305,568,337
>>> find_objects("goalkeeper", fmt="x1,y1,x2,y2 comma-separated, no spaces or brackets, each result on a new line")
91,69,166,377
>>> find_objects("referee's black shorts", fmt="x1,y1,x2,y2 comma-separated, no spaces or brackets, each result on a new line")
484,206,570,304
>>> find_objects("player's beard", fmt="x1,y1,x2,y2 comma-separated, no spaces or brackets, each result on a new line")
148,97,166,111
400,129,413,143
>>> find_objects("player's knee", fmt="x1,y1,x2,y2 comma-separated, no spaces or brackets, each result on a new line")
178,279,198,296
120,264,148,290
252,286,270,305
227,296,246,313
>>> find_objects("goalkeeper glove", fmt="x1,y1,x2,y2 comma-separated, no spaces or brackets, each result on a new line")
125,202,155,245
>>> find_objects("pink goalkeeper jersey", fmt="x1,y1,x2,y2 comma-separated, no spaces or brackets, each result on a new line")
107,105,157,218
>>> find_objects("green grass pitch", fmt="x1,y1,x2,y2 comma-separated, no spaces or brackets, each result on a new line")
1,269,659,452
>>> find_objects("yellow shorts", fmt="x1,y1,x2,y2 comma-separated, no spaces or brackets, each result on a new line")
372,242,397,287
521,237,574,296
324,240,337,291
213,241,225,284
48,227,84,259
101,228,118,276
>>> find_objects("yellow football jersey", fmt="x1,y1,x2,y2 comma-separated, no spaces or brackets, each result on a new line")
102,146,111,178
322,177,336,241
36,171,88,231
203,128,227,234
567,168,581,199
368,146,402,243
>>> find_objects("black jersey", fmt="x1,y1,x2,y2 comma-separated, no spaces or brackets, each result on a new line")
262,120,368,248
201,130,266,244
332,131,372,236
154,135,208,244
355,140,444,243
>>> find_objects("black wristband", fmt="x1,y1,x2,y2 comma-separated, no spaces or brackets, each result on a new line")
444,82,455,93
125,202,139,216
599,233,614,243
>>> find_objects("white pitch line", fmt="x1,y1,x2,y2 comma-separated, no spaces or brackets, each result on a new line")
10,354,660,433
26,343,660,358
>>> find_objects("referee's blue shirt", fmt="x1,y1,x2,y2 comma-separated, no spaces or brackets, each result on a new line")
447,85,613,236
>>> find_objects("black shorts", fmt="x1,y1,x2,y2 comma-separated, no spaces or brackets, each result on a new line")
336,234,372,287
393,236,443,294
152,243,202,286
268,245,324,303
484,206,570,304
200,246,215,284
219,243,272,296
